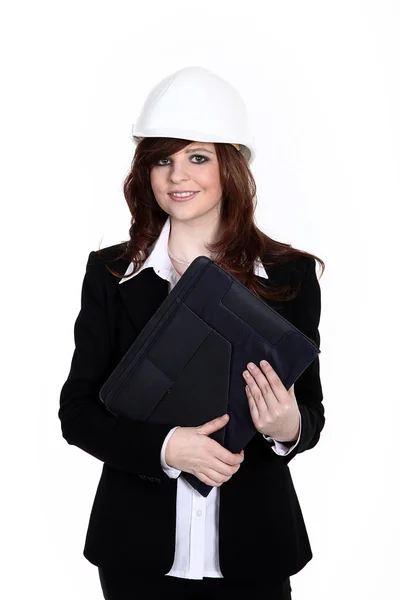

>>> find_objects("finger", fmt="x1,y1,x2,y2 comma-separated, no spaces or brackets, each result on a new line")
203,467,227,486
210,458,240,478
197,470,225,487
246,381,272,425
258,360,288,402
208,463,240,482
212,442,244,466
243,366,276,411
198,414,229,435
246,385,260,421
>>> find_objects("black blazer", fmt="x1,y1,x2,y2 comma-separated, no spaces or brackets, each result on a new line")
59,245,324,584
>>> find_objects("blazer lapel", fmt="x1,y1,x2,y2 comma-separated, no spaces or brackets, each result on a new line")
118,267,169,334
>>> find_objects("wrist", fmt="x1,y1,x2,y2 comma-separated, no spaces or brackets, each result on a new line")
279,420,301,444
165,427,180,467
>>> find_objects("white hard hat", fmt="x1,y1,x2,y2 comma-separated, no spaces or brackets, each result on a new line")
131,66,256,164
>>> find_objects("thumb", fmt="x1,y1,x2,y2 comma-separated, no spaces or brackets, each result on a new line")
198,414,229,436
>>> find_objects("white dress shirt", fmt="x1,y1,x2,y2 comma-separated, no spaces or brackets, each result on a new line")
119,216,302,579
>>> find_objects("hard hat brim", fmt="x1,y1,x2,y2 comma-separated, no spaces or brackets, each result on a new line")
131,124,255,164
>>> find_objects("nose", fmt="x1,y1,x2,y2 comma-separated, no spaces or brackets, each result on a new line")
168,159,190,182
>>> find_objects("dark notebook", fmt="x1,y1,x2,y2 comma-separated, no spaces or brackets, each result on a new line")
99,256,320,496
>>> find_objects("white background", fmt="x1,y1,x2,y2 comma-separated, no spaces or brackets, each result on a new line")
1,1,399,598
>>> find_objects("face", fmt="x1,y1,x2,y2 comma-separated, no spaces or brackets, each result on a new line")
149,141,223,223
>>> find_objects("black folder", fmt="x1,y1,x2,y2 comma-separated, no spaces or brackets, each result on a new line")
99,256,320,497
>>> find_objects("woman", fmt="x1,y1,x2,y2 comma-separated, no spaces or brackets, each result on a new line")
59,66,325,599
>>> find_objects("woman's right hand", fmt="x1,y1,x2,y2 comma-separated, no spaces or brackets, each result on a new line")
165,414,244,487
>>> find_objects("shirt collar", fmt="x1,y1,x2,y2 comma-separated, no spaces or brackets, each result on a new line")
119,216,269,285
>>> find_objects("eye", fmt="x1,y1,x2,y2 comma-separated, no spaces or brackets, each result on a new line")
191,155,208,164
154,155,209,166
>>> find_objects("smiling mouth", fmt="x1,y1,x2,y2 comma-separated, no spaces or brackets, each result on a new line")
168,191,199,201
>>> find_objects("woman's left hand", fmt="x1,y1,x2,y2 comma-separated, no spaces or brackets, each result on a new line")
243,360,300,442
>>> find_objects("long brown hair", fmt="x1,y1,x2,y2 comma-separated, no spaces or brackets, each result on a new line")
98,137,324,305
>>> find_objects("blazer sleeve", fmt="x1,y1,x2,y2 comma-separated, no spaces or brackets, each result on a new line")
281,256,325,465
58,250,176,483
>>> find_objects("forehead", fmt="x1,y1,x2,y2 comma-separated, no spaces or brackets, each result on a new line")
187,141,214,148
172,141,215,155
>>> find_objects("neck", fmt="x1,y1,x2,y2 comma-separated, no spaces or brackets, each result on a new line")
168,213,224,263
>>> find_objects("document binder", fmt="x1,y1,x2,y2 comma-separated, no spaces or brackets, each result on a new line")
99,256,320,496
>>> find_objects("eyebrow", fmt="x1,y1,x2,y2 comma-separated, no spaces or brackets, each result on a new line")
184,147,215,155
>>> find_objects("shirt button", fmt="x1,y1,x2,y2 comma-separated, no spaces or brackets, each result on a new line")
196,509,202,517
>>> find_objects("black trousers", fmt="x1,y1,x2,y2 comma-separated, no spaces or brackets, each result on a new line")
98,567,292,600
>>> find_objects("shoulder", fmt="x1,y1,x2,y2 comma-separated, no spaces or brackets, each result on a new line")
259,254,319,315
260,253,314,286
91,241,129,263
86,242,131,277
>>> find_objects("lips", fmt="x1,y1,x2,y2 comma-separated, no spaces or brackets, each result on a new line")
168,191,199,195
168,191,199,202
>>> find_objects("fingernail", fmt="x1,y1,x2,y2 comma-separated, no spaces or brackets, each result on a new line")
261,360,269,367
